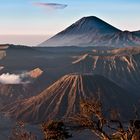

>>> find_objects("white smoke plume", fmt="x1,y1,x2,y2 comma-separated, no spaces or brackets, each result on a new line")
0,73,30,84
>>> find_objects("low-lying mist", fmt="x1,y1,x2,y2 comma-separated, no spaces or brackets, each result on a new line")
0,73,31,84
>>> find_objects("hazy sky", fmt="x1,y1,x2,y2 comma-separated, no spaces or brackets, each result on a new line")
0,0,140,45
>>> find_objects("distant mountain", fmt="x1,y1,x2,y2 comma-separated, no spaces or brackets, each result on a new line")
1,74,137,123
39,16,140,47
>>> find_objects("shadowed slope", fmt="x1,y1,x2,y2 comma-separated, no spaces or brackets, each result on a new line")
40,16,120,47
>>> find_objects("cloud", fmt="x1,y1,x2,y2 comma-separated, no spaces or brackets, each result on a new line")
34,2,67,10
0,73,30,84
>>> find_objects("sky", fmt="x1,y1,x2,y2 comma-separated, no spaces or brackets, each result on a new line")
0,0,140,46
